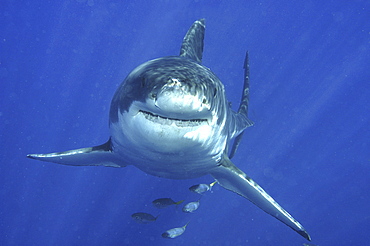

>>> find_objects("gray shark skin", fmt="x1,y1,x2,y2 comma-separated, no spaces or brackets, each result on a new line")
27,19,311,241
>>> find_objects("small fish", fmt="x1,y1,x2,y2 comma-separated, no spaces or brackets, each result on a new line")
182,200,200,213
152,198,184,209
162,222,190,239
131,212,158,224
189,181,217,194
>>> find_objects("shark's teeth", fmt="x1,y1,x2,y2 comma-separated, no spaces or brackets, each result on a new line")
139,110,207,127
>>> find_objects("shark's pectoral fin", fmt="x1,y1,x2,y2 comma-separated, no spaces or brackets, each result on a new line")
27,139,124,168
210,155,311,241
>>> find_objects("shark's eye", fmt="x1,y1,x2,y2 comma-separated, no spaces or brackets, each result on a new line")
202,97,207,104
151,93,157,99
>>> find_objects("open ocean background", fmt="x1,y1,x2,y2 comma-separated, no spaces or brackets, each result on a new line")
1,1,369,245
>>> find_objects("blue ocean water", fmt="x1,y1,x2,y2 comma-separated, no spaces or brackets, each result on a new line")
1,1,369,245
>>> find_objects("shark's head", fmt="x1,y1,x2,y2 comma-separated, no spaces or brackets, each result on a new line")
110,57,224,122
109,56,228,177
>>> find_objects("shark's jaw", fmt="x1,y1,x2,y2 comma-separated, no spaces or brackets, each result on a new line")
138,110,208,127
112,101,217,153
109,101,227,179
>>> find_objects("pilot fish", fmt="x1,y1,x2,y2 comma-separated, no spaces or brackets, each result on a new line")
182,200,200,213
131,212,158,224
152,198,184,209
162,222,190,239
189,181,217,194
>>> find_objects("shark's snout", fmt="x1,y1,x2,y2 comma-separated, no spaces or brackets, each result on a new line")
160,77,198,96
145,77,210,119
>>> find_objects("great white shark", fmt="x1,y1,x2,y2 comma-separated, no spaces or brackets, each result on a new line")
28,19,311,241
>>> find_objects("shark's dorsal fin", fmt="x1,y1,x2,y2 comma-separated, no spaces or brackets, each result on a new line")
180,19,205,64
229,51,254,159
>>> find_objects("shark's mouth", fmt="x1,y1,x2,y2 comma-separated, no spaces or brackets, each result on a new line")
139,110,207,127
